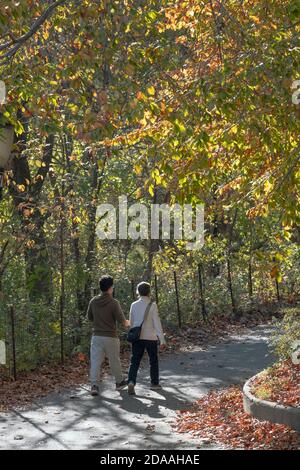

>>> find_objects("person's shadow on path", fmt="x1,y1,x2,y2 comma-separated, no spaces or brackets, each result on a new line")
79,383,193,420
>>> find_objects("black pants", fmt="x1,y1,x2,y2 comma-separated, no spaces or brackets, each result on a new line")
128,340,159,385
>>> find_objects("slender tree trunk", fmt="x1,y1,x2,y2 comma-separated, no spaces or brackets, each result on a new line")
248,225,254,303
83,150,108,310
63,134,85,312
10,123,55,302
82,27,110,309
198,263,207,321
227,257,237,317
227,208,238,318
248,255,253,301
24,212,53,302
154,273,159,306
59,181,65,363
173,271,182,328
146,186,159,282
275,279,280,302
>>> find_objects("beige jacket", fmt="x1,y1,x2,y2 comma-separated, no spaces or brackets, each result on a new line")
129,296,166,344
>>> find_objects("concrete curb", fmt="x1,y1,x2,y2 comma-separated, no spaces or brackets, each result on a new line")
243,371,300,432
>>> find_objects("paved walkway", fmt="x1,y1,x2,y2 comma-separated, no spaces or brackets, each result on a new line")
0,324,275,450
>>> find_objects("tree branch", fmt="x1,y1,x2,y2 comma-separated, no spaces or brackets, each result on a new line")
0,239,9,267
0,0,68,63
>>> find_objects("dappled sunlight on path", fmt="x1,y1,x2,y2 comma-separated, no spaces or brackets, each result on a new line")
0,325,275,450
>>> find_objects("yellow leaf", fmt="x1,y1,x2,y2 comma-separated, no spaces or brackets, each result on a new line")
134,165,142,175
43,30,50,40
147,86,155,96
264,180,273,194
249,15,260,23
148,184,154,196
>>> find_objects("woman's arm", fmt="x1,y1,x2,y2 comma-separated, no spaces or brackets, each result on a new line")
129,304,134,327
152,303,166,345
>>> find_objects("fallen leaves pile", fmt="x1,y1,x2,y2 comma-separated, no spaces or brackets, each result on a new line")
0,358,89,412
251,360,300,407
175,386,300,450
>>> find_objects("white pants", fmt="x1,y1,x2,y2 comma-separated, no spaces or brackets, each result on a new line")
90,335,123,386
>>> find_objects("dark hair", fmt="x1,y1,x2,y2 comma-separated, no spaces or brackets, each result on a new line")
137,281,151,297
99,275,114,292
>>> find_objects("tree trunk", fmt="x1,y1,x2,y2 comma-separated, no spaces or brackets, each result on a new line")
10,120,55,302
227,208,238,318
24,210,53,303
227,256,237,317
248,255,253,301
82,149,108,310
145,186,159,282
198,263,207,320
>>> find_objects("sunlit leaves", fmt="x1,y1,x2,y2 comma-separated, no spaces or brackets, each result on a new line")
176,384,300,450
173,119,186,134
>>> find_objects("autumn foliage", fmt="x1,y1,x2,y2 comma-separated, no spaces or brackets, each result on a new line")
251,360,300,407
175,386,300,450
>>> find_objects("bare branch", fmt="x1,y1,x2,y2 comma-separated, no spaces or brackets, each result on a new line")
0,0,68,63
0,239,9,266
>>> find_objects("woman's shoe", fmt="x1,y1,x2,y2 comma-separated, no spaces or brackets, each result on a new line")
91,385,99,396
150,383,162,390
128,382,136,395
116,380,127,390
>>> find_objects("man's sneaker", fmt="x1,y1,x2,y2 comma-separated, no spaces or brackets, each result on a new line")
150,383,162,390
128,382,136,395
91,385,99,396
116,380,127,390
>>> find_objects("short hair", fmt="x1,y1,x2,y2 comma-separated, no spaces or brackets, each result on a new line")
99,275,114,292
137,281,151,296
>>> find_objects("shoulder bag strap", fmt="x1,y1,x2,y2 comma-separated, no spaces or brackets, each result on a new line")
140,300,153,328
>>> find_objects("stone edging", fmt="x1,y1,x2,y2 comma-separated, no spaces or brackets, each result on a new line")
243,371,300,432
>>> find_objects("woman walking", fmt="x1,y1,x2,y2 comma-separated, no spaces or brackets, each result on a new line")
127,281,166,395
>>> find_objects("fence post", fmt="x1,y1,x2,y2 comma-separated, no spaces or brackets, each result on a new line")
9,305,17,380
197,263,207,321
227,257,237,318
59,180,65,365
275,279,280,302
59,295,64,365
173,271,182,328
154,274,159,306
248,256,253,301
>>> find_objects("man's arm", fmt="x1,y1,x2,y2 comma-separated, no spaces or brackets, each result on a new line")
86,300,93,321
114,300,130,328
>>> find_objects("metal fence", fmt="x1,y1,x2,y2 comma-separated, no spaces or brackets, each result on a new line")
0,265,287,380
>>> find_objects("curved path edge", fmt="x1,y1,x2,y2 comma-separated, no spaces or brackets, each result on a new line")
243,371,300,432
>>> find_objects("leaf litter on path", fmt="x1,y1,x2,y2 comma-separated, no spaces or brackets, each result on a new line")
174,386,300,450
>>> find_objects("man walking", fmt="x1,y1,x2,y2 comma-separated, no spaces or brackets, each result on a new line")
87,275,129,396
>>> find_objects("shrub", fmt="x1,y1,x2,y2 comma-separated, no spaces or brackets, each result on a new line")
271,307,300,359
